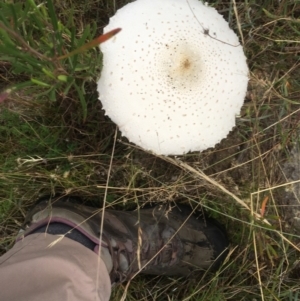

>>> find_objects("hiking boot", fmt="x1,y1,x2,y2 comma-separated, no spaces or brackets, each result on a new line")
19,196,229,283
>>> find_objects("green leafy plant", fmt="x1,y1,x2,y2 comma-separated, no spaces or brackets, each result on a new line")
0,0,119,121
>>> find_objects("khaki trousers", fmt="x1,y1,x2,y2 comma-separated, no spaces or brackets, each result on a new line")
0,233,111,301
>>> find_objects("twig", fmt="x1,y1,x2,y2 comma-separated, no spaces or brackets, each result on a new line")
232,0,245,45
96,126,118,294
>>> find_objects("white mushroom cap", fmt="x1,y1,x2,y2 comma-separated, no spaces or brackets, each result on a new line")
97,0,249,155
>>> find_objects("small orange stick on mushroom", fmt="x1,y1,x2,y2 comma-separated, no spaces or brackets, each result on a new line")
57,28,122,60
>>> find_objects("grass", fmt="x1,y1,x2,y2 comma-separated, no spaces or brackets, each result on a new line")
1,0,300,300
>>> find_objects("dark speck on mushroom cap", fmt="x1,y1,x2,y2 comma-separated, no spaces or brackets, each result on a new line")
97,0,249,155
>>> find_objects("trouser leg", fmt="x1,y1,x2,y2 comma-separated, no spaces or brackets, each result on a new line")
0,233,111,301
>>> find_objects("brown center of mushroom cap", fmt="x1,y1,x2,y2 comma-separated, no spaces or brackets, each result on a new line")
182,59,191,70
161,41,205,92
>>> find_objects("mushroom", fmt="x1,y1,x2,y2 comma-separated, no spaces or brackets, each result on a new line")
97,0,249,155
